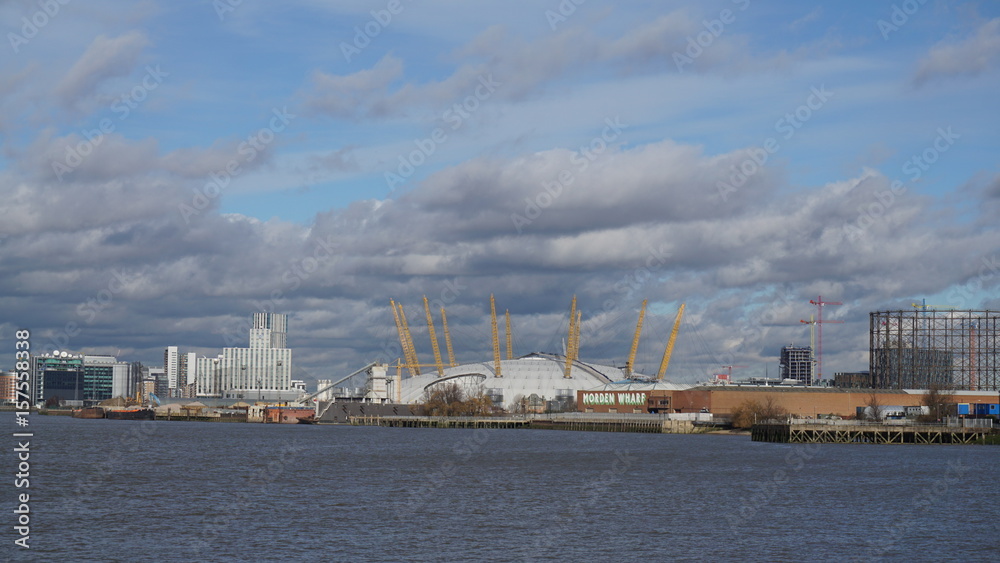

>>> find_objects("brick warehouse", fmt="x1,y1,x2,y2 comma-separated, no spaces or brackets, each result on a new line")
578,385,1000,418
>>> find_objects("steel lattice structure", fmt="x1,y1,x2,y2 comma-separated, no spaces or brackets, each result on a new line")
870,310,1000,391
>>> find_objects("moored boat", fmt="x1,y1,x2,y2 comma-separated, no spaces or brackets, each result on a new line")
73,407,106,419
105,408,155,420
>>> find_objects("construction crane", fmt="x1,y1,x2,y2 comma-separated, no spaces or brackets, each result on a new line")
505,309,513,360
806,296,842,382
656,303,685,380
564,295,578,379
490,294,502,378
423,296,445,376
624,299,647,378
440,307,457,367
911,299,957,312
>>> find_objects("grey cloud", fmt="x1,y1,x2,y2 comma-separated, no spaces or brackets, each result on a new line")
914,18,1000,87
55,31,150,107
3,131,997,383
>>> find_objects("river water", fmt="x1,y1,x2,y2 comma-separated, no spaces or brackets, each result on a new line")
3,415,998,562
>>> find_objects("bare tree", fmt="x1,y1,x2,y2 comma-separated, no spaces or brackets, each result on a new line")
420,382,494,416
919,383,956,422
861,392,883,422
729,396,787,428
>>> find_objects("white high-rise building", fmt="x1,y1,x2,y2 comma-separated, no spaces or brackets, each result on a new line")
196,312,294,400
164,346,180,389
250,312,287,349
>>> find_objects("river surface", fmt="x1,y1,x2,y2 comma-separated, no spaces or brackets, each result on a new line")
3,415,998,562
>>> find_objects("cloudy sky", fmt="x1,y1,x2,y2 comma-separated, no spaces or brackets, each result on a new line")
2,0,999,387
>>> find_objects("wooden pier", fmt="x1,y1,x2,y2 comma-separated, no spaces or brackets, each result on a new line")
349,415,530,429
348,414,713,434
752,423,994,445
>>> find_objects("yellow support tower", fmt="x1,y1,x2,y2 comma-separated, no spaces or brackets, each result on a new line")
441,307,457,367
390,300,417,376
656,303,686,380
490,294,502,378
505,309,513,360
625,299,647,378
397,302,421,376
563,295,577,379
423,296,445,376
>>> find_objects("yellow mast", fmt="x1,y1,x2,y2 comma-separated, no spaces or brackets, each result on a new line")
564,295,577,379
505,309,513,360
390,300,414,376
423,296,445,376
490,294,502,377
441,307,457,367
657,303,685,380
397,302,421,376
625,299,647,377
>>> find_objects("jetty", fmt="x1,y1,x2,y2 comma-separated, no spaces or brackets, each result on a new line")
751,422,995,444
348,413,724,433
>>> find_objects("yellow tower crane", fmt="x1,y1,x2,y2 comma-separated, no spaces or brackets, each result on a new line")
423,296,445,376
490,294,502,378
656,303,686,380
625,299,647,378
505,309,513,360
440,307,457,367
564,295,578,379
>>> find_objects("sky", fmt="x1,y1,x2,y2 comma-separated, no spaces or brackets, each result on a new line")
2,0,999,388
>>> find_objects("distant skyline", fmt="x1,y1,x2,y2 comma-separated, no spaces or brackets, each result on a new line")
2,1,998,386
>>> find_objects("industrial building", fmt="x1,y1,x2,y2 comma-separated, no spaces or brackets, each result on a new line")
870,309,999,391
575,383,1000,419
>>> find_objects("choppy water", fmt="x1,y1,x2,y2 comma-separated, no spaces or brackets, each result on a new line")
3,415,998,562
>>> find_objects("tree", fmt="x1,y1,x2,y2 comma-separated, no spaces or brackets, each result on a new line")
420,382,494,417
860,392,883,422
919,383,956,422
729,396,787,428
